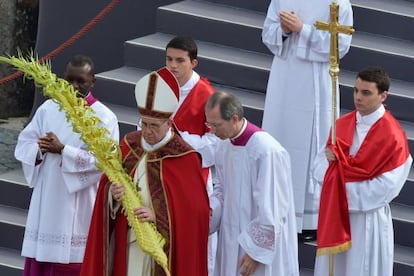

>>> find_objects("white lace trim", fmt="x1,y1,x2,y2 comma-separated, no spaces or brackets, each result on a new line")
24,228,87,247
247,222,275,250
75,150,90,184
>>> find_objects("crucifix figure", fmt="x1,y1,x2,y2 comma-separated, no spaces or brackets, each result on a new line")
315,1,354,145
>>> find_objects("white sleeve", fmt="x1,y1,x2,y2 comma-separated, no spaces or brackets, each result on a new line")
179,131,218,167
262,0,288,57
60,145,103,193
209,164,223,234
239,149,292,265
296,1,353,62
61,111,120,194
14,108,45,187
346,156,413,212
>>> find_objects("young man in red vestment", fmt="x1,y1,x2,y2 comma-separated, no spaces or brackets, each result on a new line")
313,67,412,276
164,35,218,274
81,68,210,276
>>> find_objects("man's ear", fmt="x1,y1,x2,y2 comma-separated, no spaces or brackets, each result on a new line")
231,114,239,123
191,58,198,69
91,75,96,88
381,91,388,102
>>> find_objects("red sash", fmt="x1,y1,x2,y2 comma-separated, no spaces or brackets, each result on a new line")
173,77,214,135
173,77,214,182
317,110,409,256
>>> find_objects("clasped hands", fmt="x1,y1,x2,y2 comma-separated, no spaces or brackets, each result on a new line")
110,183,155,222
279,10,303,34
38,132,64,154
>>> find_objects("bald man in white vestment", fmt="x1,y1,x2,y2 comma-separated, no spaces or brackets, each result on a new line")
206,92,299,276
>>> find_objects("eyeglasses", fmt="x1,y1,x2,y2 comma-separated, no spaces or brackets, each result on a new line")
138,119,167,131
205,121,224,129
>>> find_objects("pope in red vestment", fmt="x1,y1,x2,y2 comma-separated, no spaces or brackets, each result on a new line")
81,68,210,276
81,132,210,276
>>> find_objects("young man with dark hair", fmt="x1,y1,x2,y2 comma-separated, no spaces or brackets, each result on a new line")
313,67,412,276
165,35,218,275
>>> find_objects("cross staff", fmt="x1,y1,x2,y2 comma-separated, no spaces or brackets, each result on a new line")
315,1,354,146
314,3,354,275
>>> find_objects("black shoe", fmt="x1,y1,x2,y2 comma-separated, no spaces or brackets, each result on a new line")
298,230,317,242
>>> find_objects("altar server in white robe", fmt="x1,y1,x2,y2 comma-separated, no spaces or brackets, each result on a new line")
313,67,412,276
15,55,119,275
261,0,353,235
206,92,299,276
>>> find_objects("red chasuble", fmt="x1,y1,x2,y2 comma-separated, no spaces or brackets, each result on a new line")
81,131,210,276
317,110,410,256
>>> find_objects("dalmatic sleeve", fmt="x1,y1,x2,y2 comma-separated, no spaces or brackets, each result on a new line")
310,147,330,199
262,0,290,58
296,0,353,62
60,113,119,194
238,149,292,265
346,155,413,212
209,165,223,234
179,131,218,168
60,146,102,193
14,108,45,188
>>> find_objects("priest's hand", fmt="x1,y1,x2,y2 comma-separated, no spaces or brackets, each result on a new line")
325,148,337,162
38,132,65,154
110,183,124,202
238,253,258,275
134,206,155,222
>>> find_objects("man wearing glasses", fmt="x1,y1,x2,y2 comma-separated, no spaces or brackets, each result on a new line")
82,68,210,276
206,92,299,276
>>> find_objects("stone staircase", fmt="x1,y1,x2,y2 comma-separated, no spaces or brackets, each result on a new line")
0,0,413,274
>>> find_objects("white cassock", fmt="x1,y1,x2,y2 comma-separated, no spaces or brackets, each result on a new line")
261,0,353,231
15,99,119,263
210,121,299,276
313,106,413,276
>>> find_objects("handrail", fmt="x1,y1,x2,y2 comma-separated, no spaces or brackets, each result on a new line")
0,0,120,85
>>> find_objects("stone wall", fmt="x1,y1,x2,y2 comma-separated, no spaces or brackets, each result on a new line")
0,0,38,119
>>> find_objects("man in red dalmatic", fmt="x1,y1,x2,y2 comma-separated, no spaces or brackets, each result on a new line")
81,68,210,276
314,67,412,276
164,35,216,180
164,35,218,275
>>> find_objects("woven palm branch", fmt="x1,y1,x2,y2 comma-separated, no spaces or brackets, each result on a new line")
0,55,170,276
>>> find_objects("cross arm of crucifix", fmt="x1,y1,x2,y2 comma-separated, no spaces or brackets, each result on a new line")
314,1,354,35
314,1,354,69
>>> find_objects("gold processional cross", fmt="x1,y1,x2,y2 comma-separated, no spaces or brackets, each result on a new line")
314,1,354,146
314,3,354,276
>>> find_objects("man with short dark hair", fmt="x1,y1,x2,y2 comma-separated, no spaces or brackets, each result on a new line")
15,54,119,276
165,35,218,274
206,91,299,276
313,67,412,276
